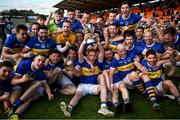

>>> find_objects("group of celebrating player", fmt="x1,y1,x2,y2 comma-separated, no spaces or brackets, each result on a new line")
0,1,180,119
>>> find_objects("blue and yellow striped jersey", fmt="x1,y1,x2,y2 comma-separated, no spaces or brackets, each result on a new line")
114,13,142,31
4,34,29,53
141,42,165,55
134,35,145,47
44,61,64,71
164,34,180,53
141,59,164,86
101,58,114,71
15,60,47,82
58,17,80,32
26,36,56,56
127,44,143,56
79,59,103,84
109,40,123,53
0,72,13,92
110,53,136,83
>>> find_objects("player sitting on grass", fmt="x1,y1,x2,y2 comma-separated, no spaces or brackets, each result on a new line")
136,49,180,106
44,49,77,95
60,33,114,118
8,54,54,118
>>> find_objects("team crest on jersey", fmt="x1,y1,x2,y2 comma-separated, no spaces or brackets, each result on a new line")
124,21,129,26
41,43,46,48
35,43,40,47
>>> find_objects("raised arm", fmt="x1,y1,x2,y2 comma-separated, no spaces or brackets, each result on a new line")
103,27,109,48
78,33,89,63
44,12,53,28
151,25,164,43
97,43,104,62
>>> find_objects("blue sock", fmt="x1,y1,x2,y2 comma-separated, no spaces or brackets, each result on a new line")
14,99,23,107
176,96,180,104
133,80,146,94
145,81,156,104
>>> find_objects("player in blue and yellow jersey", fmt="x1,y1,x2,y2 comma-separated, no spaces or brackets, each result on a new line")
58,9,80,32
44,49,63,89
73,12,95,33
101,47,124,112
23,25,56,57
137,50,180,106
44,49,77,95
163,27,180,53
141,31,165,56
161,27,180,80
60,33,114,117
9,54,54,117
10,51,67,119
101,48,114,92
103,24,123,52
63,46,80,87
123,32,143,56
0,61,13,113
110,44,160,112
2,24,30,61
102,48,114,73
109,44,148,112
114,1,151,33
134,26,145,46
29,22,40,37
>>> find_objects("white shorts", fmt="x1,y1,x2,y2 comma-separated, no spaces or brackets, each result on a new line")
37,86,45,96
114,81,122,88
13,84,44,96
155,81,165,96
123,74,135,89
176,61,180,67
76,84,99,96
59,75,74,89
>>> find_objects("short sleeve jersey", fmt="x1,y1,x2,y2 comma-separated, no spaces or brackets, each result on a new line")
15,60,47,82
114,13,142,31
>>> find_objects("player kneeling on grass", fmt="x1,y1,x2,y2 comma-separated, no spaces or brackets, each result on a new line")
8,54,54,119
60,33,114,117
0,61,13,115
136,49,180,106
